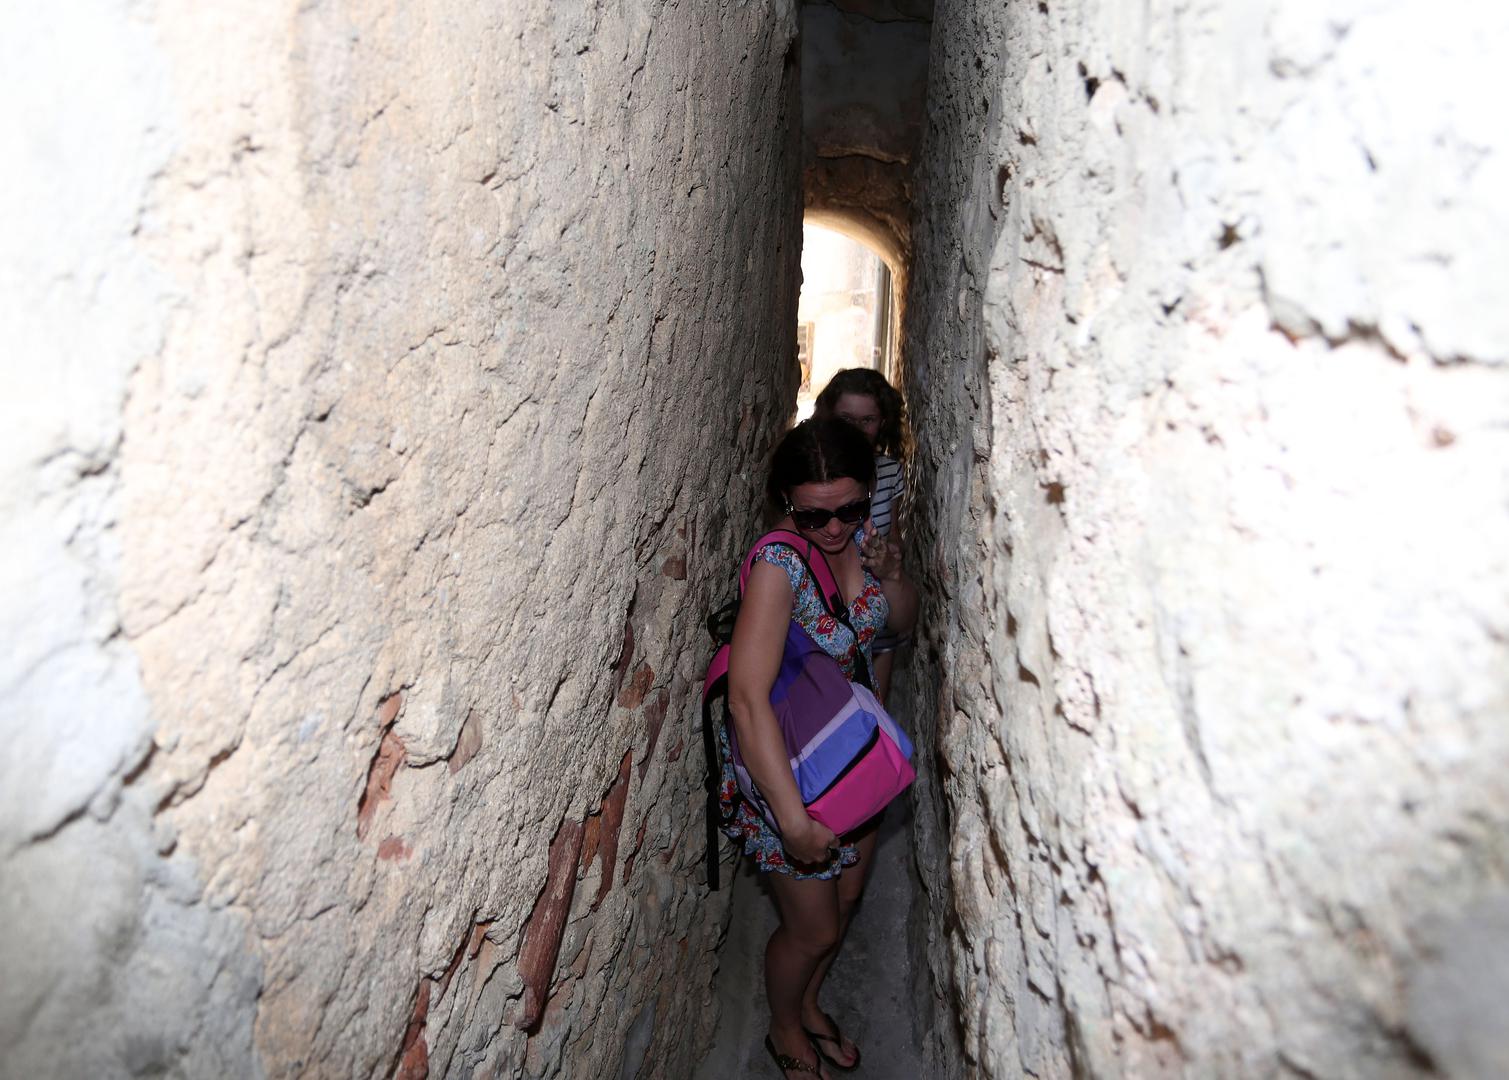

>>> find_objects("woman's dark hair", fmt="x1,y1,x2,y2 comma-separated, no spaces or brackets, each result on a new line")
766,418,876,508
813,368,907,459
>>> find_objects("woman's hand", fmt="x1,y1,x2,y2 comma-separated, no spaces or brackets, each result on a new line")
860,525,902,581
783,815,840,866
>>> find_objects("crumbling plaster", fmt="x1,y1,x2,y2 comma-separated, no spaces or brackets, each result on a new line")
903,1,1509,1077
1,2,800,1078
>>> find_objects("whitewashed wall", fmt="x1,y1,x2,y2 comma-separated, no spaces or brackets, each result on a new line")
904,1,1509,1075
0,2,801,1076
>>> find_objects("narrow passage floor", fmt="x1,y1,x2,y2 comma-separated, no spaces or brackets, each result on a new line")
696,800,927,1078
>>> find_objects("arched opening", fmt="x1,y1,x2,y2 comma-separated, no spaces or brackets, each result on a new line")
795,220,896,419
795,204,910,409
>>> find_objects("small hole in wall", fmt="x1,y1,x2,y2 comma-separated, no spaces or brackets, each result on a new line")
997,163,1012,204
1217,223,1241,250
1043,481,1067,504
1078,62,1100,101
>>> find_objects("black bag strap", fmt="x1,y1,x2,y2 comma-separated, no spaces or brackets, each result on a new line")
767,538,876,693
700,682,725,890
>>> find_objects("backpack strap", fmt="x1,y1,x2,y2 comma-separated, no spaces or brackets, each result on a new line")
738,530,845,616
738,530,875,691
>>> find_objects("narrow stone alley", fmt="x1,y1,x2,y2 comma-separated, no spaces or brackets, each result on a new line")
697,803,926,1079
4,1,1507,1079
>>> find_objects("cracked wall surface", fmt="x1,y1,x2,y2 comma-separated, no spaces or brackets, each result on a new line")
801,0,930,270
1,2,800,1077
903,0,1509,1076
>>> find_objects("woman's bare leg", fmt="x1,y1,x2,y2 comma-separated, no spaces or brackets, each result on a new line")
766,871,842,1076
798,824,881,1065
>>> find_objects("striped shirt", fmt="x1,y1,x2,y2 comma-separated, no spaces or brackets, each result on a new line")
871,453,904,538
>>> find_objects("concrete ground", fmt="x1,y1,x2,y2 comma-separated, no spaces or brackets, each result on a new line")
695,800,926,1079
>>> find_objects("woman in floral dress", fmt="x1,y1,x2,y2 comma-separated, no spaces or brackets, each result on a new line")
723,418,918,1077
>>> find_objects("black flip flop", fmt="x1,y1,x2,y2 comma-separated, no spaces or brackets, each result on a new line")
803,1011,860,1071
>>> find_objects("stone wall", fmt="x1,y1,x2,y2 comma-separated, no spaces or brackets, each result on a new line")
801,0,931,269
0,2,800,1077
903,1,1509,1076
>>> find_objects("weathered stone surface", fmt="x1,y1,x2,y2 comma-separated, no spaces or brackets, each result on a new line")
903,1,1509,1077
803,4,930,165
2,2,801,1078
801,1,929,272
804,0,935,24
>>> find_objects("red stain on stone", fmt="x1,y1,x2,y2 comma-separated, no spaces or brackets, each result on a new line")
472,935,497,999
661,555,687,580
436,917,491,1005
667,737,684,763
395,979,430,1080
378,691,403,728
377,836,412,862
516,817,585,1031
357,702,406,842
448,709,483,774
580,814,602,870
616,663,654,709
468,921,494,961
592,751,633,910
638,688,670,779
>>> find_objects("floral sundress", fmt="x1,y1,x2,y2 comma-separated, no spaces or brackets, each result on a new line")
718,530,890,879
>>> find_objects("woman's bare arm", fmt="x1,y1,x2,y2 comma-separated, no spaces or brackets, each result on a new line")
727,559,838,864
861,530,919,636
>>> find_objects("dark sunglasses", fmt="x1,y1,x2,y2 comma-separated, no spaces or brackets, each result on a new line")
787,497,871,531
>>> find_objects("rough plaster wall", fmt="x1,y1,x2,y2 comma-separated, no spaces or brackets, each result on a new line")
1,2,800,1077
801,1,929,266
904,1,1509,1077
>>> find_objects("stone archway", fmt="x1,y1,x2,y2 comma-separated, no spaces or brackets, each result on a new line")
800,0,931,385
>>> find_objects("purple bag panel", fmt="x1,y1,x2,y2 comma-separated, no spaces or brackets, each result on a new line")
723,535,915,837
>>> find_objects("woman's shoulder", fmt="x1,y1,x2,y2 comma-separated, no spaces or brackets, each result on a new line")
752,539,807,591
